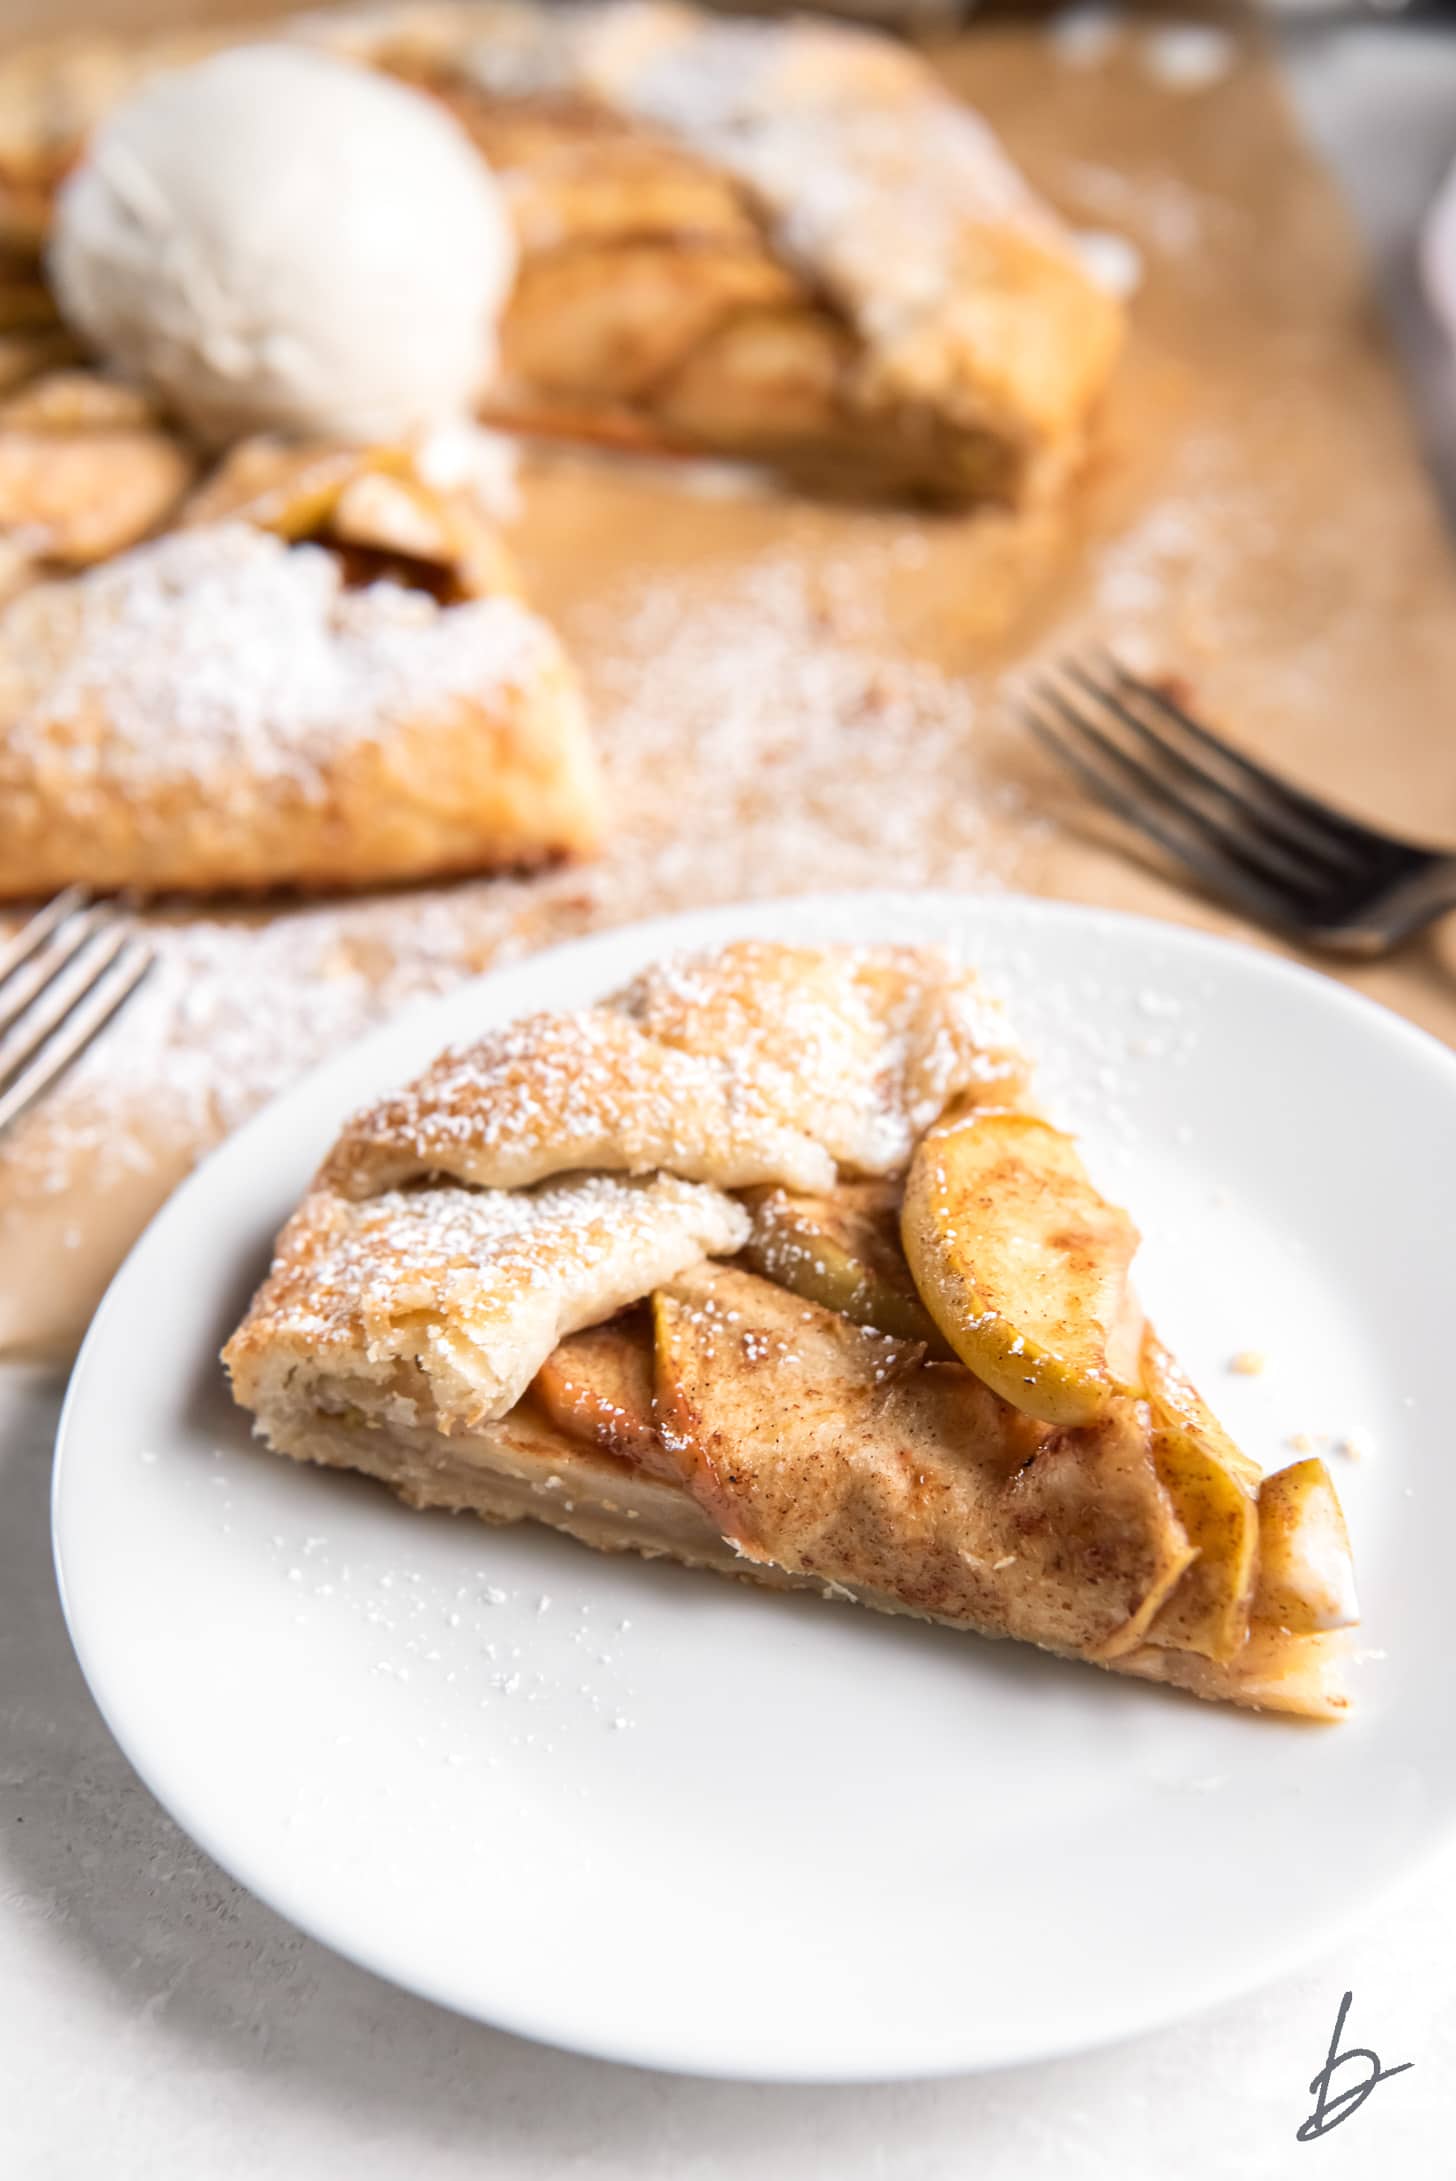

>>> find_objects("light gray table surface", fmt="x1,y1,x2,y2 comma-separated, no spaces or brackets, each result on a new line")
4,25,1456,2178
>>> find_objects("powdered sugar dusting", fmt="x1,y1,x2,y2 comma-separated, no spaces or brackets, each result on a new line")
329,939,1019,1202
269,1169,742,1355
6,522,557,792
608,30,1050,344
233,1167,748,1429
1139,25,1234,95
1048,6,1122,70
288,1172,730,1332
451,1,1073,349
582,551,1035,895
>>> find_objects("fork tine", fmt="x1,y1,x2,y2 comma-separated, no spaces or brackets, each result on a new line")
0,938,153,1137
1057,658,1358,879
1032,680,1331,902
1022,701,1310,929
0,919,133,1090
0,898,113,1040
0,885,92,989
1097,652,1392,854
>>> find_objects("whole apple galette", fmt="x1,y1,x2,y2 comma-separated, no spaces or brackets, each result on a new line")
0,3,1124,507
225,942,1356,1717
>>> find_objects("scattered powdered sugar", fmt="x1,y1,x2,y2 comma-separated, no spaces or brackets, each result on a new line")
1139,25,1235,95
580,551,1034,898
1059,158,1216,261
686,100,1047,347
1048,10,1236,92
1285,1428,1376,1464
1047,5,1122,69
9,523,557,792
1073,229,1143,300
247,1519,642,1753
413,420,520,520
615,28,1066,342
304,1174,736,1325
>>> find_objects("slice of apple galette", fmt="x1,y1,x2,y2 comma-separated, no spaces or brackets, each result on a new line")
225,940,1357,1718
0,429,599,896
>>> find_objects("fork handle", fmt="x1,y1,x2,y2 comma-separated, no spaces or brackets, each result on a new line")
1405,854,1456,919
1356,854,1456,951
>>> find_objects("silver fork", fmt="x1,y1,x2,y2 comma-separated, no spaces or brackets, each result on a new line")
0,889,154,1136
1020,653,1456,955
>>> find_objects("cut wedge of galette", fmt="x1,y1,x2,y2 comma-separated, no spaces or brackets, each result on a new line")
225,941,1357,1718
0,432,599,896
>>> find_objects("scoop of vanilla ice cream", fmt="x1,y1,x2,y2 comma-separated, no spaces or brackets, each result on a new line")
49,44,517,446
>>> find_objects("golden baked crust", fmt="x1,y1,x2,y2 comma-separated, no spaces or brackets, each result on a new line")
469,9,1120,500
0,374,194,569
225,942,1358,1719
323,940,1028,1197
0,3,1123,504
0,369,196,604
0,438,601,897
310,2,1125,499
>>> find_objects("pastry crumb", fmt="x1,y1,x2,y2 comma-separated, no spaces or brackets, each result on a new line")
1227,1349,1266,1377
1334,1432,1373,1464
1285,1430,1315,1454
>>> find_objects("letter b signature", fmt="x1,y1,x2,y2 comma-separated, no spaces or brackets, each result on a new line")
1297,1990,1412,2142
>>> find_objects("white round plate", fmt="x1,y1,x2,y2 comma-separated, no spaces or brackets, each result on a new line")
53,892,1456,2081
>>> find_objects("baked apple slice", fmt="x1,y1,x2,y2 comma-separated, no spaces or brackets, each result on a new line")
532,1310,663,1471
184,436,517,601
1140,1331,1260,1661
901,1110,1140,1427
1253,1457,1359,1634
740,1180,949,1351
